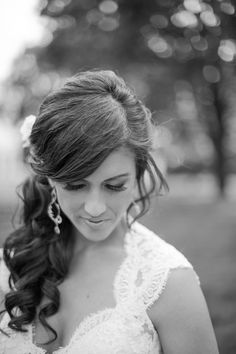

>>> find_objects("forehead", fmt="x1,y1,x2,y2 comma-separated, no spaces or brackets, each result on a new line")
86,147,136,182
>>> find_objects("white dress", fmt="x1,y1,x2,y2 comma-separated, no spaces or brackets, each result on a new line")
0,222,198,354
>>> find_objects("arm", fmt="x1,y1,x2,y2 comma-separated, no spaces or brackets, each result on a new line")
0,249,7,321
148,268,219,354
0,287,5,321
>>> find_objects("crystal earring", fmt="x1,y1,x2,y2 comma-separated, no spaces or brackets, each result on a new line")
47,187,62,234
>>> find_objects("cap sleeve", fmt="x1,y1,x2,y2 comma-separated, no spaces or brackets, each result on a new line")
131,222,200,309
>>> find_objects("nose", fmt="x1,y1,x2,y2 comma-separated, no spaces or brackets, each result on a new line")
84,190,106,218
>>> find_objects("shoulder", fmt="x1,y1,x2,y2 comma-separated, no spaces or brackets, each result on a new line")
0,249,7,320
129,222,200,309
131,224,219,353
131,221,196,274
0,249,10,296
148,268,219,353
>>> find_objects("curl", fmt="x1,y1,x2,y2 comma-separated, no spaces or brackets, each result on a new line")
1,175,75,344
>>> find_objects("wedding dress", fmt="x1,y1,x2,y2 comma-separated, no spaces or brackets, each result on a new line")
0,222,198,354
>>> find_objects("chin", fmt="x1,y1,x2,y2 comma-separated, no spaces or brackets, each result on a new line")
73,219,116,242
70,213,126,242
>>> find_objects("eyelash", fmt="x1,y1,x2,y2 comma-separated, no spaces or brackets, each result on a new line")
107,184,127,192
64,183,127,192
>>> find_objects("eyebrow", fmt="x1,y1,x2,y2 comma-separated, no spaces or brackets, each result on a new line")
104,173,131,182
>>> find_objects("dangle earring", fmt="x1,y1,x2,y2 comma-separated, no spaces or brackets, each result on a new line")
47,187,62,234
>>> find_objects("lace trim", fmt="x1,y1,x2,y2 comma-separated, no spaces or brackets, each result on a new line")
30,229,133,353
56,226,142,350
113,227,140,304
1,222,196,354
128,222,196,309
56,308,115,353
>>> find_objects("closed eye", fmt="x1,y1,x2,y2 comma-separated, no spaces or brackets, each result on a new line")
105,183,127,192
63,183,127,192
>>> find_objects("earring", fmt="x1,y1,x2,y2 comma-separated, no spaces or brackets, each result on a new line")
47,187,62,234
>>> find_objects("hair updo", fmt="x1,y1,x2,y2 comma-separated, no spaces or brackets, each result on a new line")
1,70,167,343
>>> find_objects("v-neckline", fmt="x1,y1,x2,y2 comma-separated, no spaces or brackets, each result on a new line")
31,224,136,354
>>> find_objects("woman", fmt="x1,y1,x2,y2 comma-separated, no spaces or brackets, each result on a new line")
0,70,219,353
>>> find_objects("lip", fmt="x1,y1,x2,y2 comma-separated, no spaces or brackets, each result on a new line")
80,217,109,226
85,220,105,229
87,219,104,224
83,217,107,222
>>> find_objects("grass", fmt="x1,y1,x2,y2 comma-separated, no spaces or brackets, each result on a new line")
0,173,236,353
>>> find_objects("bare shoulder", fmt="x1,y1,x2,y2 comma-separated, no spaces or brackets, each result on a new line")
0,249,6,321
0,288,5,321
148,268,219,354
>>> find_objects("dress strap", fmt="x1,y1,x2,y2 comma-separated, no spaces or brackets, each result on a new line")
129,223,199,310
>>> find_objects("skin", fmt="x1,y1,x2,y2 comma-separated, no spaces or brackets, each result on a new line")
48,146,219,353
148,268,219,353
50,147,137,254
0,147,219,352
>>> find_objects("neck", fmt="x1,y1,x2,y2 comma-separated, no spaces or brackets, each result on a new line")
72,215,129,256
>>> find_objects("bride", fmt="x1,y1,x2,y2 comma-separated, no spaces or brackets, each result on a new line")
0,70,219,353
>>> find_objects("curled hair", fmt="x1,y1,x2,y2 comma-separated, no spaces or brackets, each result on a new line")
1,175,74,343
1,70,168,343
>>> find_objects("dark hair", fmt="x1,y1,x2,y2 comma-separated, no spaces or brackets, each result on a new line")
1,70,168,343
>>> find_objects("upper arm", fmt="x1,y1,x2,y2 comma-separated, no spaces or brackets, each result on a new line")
0,286,5,314
148,268,219,354
0,249,6,320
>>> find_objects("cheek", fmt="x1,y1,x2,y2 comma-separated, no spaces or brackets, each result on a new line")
55,190,78,214
109,190,134,212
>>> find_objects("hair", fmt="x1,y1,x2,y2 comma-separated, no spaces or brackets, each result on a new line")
1,70,168,344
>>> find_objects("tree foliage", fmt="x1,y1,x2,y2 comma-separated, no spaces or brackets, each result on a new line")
2,0,236,194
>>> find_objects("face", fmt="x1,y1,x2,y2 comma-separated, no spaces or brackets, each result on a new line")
51,147,137,243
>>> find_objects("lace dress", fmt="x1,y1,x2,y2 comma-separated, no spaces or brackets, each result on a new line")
0,222,198,354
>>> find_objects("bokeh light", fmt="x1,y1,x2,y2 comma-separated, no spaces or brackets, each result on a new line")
56,16,76,29
86,9,103,25
191,35,208,51
98,16,119,31
200,11,221,27
171,10,198,28
220,2,235,15
203,65,221,83
99,0,118,14
47,0,70,14
147,35,173,58
218,39,236,62
183,0,202,14
150,14,168,29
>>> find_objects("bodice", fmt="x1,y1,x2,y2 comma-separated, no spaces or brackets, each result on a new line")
0,222,196,354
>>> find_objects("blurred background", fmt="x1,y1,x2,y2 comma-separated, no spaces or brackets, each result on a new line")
0,0,235,352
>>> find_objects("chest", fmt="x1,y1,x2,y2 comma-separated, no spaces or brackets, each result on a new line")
34,249,125,353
